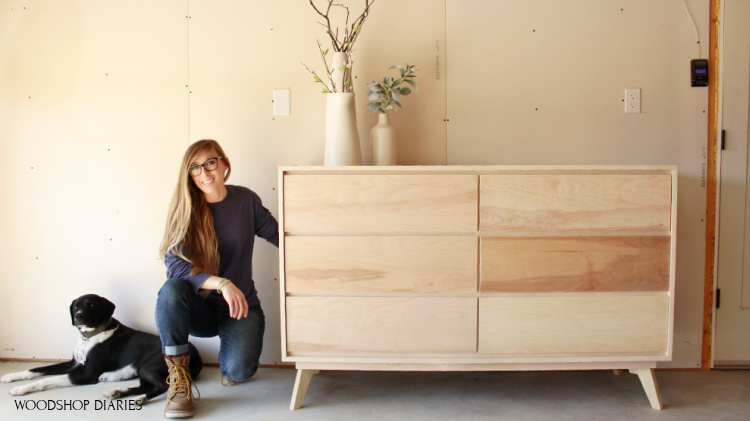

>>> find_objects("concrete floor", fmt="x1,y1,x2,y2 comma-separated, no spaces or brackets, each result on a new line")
1,361,749,420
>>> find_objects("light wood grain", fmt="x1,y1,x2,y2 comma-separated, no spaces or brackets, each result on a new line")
290,369,319,410
283,174,478,234
286,297,477,355
295,361,658,371
480,174,672,233
479,295,669,355
630,368,663,410
285,236,478,295
480,236,671,292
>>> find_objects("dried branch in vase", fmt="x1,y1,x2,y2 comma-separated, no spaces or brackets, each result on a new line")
302,0,375,93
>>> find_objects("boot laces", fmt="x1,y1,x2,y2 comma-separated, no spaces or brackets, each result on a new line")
221,375,234,386
221,375,246,386
167,359,201,402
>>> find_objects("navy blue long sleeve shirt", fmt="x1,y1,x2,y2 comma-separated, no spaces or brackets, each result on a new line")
164,185,279,308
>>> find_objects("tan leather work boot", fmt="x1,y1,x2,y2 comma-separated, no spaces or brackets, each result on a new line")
164,354,199,418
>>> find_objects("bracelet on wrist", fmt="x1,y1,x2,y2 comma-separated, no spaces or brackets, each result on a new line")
217,278,231,294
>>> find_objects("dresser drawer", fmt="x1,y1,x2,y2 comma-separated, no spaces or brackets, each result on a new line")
283,174,478,234
480,236,671,292
286,297,477,355
480,174,672,234
478,296,669,356
286,236,478,295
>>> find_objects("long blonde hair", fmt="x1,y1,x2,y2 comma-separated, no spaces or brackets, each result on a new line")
159,139,232,275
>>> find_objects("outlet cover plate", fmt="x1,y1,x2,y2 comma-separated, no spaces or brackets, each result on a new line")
625,88,641,114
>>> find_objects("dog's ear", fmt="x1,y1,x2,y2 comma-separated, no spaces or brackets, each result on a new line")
69,300,76,325
100,296,116,319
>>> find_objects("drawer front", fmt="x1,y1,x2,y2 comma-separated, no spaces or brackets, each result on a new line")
286,297,477,355
286,236,478,295
480,236,671,292
283,174,478,234
478,296,669,355
480,174,672,234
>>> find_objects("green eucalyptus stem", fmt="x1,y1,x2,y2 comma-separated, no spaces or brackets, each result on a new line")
367,64,418,113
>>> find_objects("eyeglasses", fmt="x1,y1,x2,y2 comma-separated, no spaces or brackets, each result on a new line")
189,157,223,177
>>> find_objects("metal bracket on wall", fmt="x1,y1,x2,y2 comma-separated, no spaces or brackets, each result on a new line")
716,289,721,309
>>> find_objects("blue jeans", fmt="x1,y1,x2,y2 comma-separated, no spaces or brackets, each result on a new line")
155,278,265,382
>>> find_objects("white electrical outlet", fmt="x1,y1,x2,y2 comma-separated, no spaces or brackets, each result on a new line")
625,88,641,114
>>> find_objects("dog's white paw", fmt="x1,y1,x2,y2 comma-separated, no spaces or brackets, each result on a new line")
103,388,123,400
98,365,137,382
9,385,31,396
1,371,35,383
103,390,148,406
6,375,70,395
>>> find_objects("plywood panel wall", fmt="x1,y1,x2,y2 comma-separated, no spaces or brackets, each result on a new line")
0,0,190,358
446,0,708,368
0,0,447,365
1,0,708,368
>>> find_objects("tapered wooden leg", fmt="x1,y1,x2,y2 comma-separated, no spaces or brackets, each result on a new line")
290,369,319,410
629,368,663,410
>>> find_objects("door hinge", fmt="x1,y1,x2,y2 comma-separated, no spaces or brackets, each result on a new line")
716,288,721,309
721,130,726,150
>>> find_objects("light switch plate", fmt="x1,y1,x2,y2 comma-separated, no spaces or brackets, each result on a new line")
273,89,290,116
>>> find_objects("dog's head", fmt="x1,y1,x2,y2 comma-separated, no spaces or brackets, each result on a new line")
69,294,115,331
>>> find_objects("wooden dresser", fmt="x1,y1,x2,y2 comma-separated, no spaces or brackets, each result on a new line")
278,165,677,410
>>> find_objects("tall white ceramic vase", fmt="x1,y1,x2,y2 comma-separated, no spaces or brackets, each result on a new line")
325,93,362,165
370,112,396,165
324,52,361,166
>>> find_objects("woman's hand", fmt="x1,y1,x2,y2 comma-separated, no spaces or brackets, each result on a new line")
201,276,247,320
201,276,248,320
221,282,249,320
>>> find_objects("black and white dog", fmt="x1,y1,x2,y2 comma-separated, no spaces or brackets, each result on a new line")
1,294,202,404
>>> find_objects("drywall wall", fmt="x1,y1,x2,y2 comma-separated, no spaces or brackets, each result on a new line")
0,0,709,368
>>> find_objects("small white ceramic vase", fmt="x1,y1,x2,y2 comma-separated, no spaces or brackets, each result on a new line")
370,113,396,166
